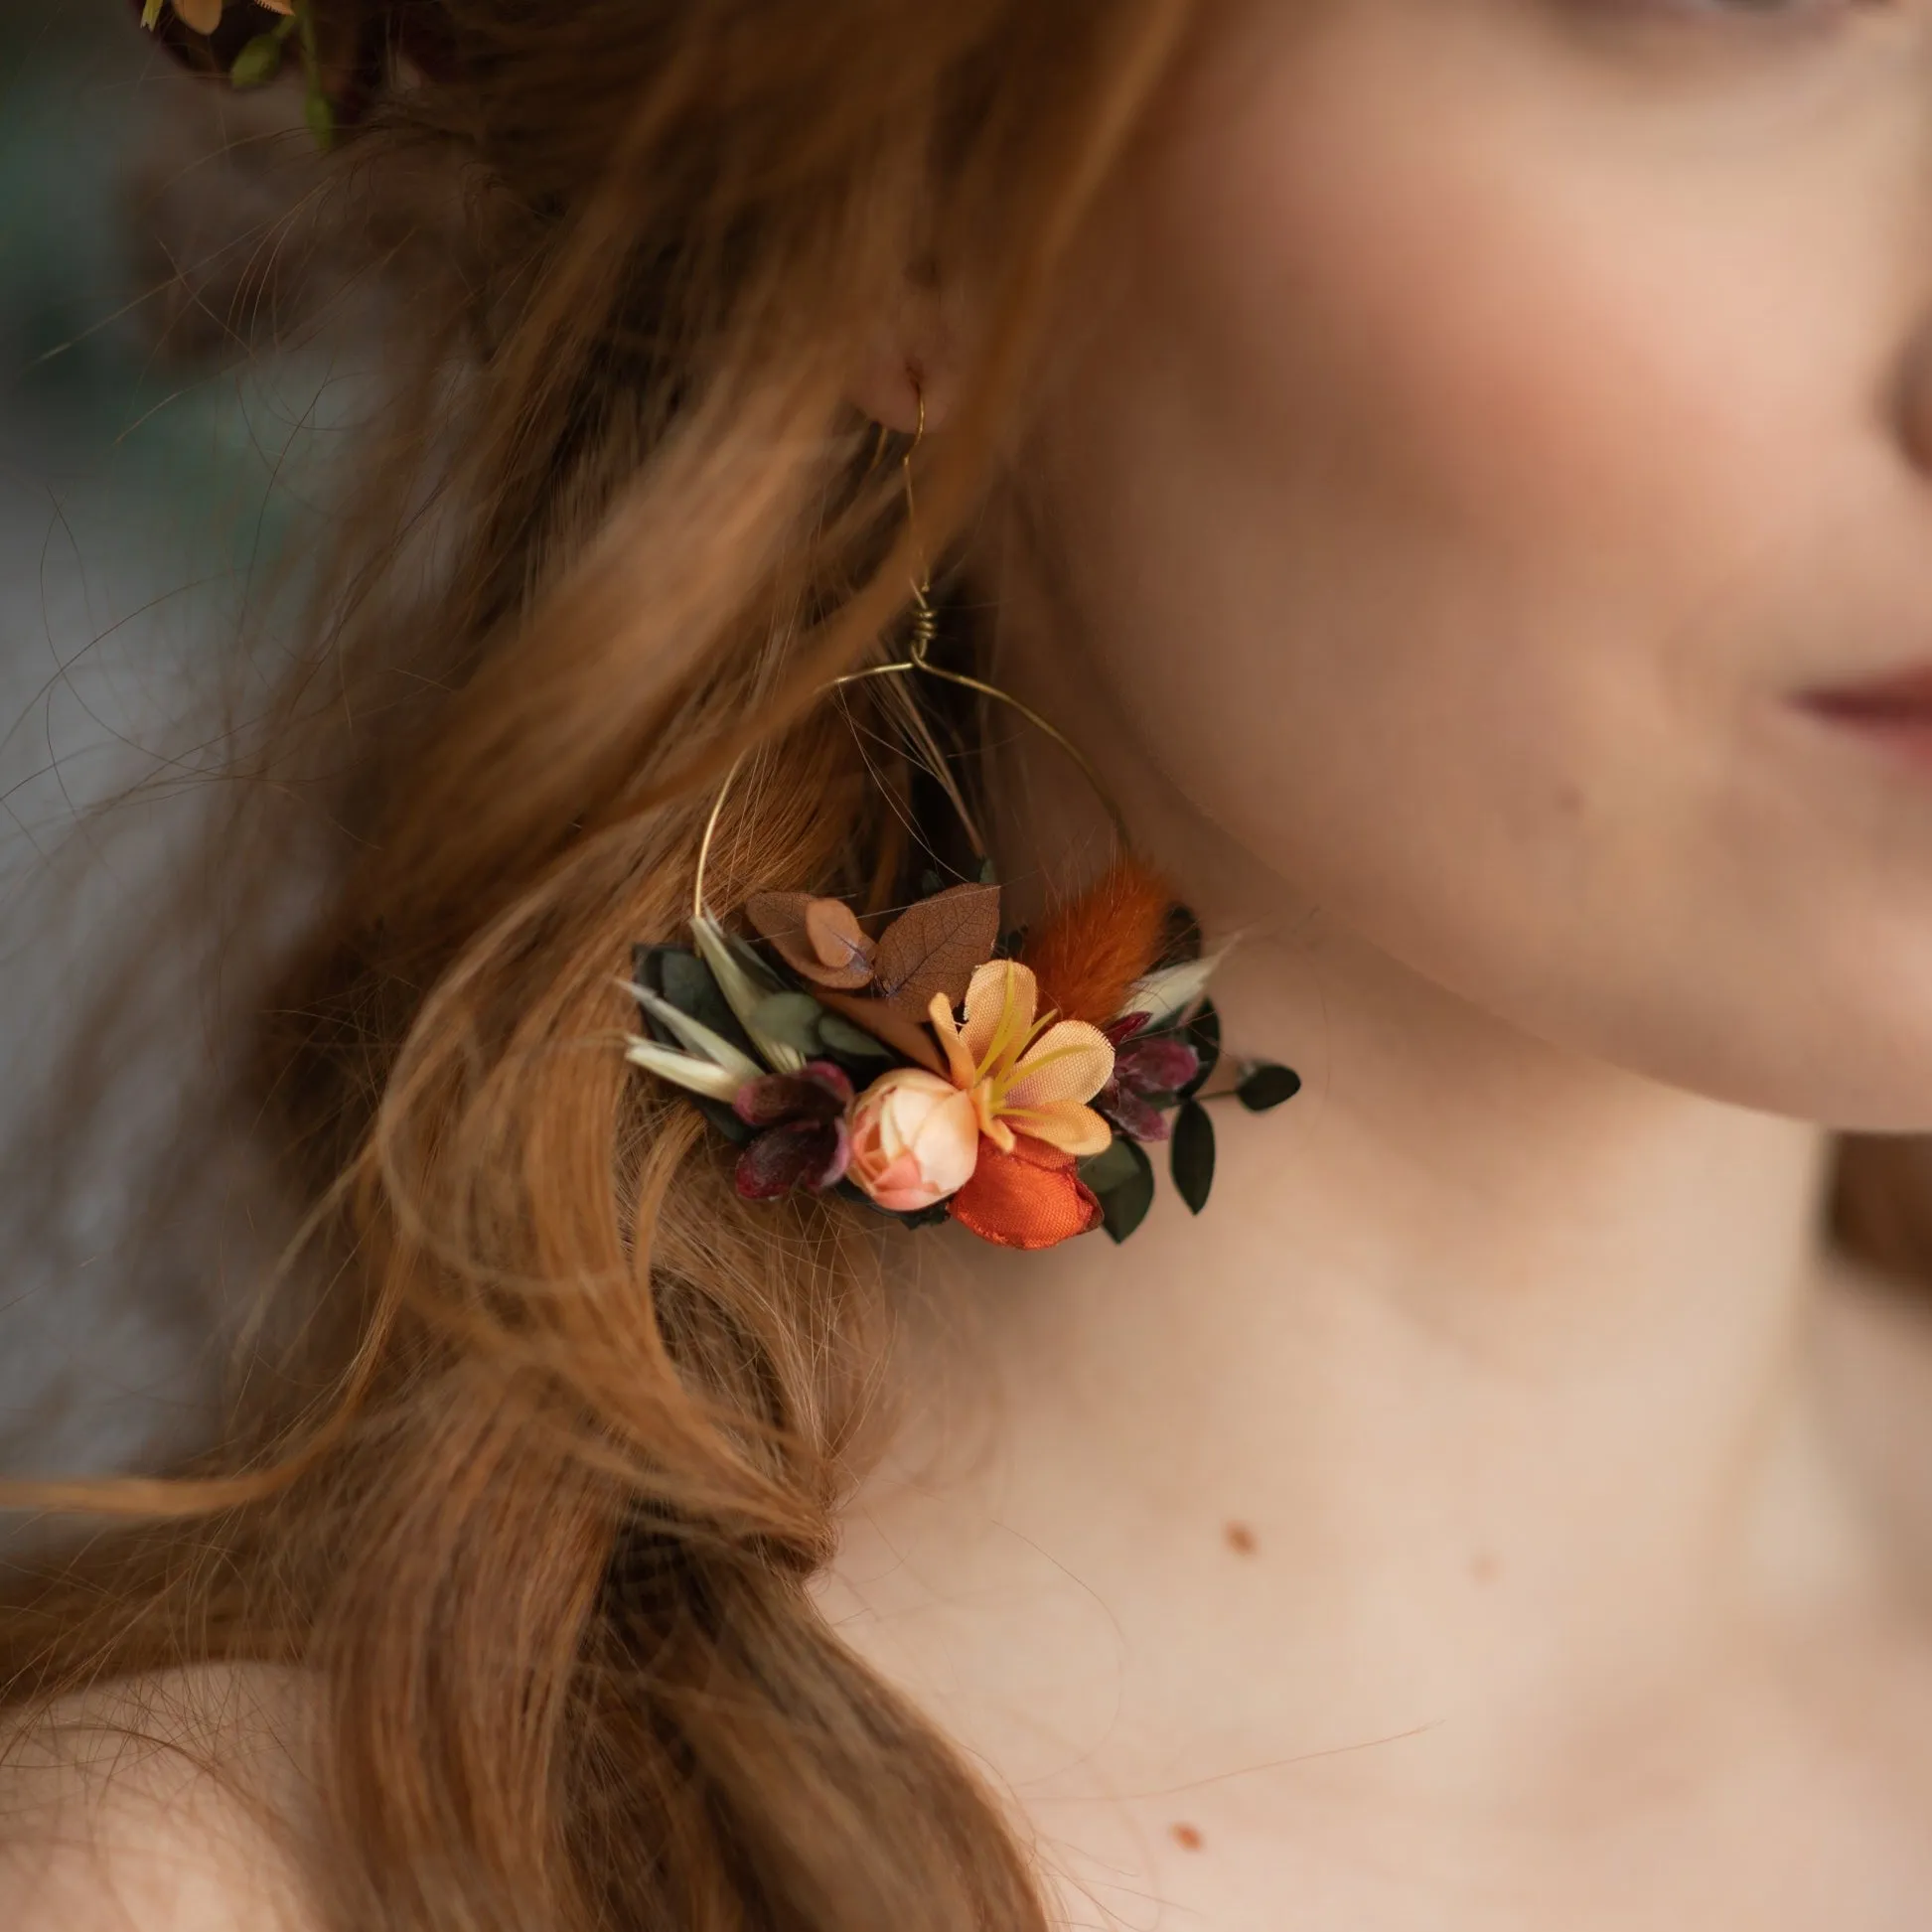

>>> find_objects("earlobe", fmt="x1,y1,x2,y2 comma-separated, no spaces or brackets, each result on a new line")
849,352,952,435
849,281,968,432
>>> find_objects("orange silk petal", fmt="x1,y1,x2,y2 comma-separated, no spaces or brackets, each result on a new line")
947,1134,1103,1252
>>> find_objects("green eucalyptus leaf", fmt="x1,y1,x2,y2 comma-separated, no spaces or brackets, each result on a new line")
695,1097,755,1146
1160,904,1204,968
650,949,751,1052
751,992,827,1057
1237,1063,1302,1113
1079,1135,1143,1197
1170,1100,1216,1216
1092,1134,1155,1245
817,1014,895,1060
631,949,680,1051
229,33,286,88
723,924,785,992
1180,1001,1222,1100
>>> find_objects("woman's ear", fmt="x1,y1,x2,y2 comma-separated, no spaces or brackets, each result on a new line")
849,357,935,435
849,276,972,432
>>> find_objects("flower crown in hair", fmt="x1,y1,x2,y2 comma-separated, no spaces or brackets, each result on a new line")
137,0,454,146
625,857,1300,1253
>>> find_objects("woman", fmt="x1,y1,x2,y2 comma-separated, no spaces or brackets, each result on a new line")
7,0,1932,1924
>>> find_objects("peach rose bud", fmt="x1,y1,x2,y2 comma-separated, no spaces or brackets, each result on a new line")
847,1069,981,1213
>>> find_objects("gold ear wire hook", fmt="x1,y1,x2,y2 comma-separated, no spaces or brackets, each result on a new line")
692,383,1128,921
904,391,940,669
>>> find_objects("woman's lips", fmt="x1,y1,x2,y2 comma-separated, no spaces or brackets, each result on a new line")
1799,665,1932,769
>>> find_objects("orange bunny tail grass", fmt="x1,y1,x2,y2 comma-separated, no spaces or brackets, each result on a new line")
1021,855,1173,1025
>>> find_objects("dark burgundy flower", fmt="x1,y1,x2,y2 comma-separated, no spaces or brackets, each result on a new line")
731,1062,853,1200
1096,1013,1199,1144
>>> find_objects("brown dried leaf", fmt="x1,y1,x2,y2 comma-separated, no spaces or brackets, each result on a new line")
807,898,876,974
816,991,947,1076
874,883,1001,1015
745,892,876,991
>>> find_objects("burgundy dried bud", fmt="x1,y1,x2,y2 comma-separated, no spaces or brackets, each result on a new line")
734,1118,852,1200
1097,1028,1201,1145
1103,1087,1173,1144
732,1062,853,1129
1117,1037,1200,1097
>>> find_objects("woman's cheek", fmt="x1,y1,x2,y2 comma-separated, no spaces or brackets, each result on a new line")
1016,0,1932,1121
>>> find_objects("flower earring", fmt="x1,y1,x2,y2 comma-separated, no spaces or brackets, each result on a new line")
623,401,1299,1250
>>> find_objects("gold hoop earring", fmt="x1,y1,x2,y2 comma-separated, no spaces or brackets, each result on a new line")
633,385,1299,1253
691,387,1126,921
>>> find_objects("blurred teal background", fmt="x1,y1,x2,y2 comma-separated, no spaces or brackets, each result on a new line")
0,6,309,556
0,5,325,848
0,8,167,451
0,5,339,1484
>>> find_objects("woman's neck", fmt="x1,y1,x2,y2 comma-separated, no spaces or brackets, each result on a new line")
843,931,1869,1822
835,590,1886,1813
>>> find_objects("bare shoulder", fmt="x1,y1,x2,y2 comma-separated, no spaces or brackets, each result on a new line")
0,1661,325,1931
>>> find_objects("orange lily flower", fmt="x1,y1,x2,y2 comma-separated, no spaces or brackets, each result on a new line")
928,962,1115,1159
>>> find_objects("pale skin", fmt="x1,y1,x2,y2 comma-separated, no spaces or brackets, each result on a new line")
835,0,1932,1924
16,0,1932,1923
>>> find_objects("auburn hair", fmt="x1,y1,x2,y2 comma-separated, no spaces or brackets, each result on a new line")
0,4,1196,1927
